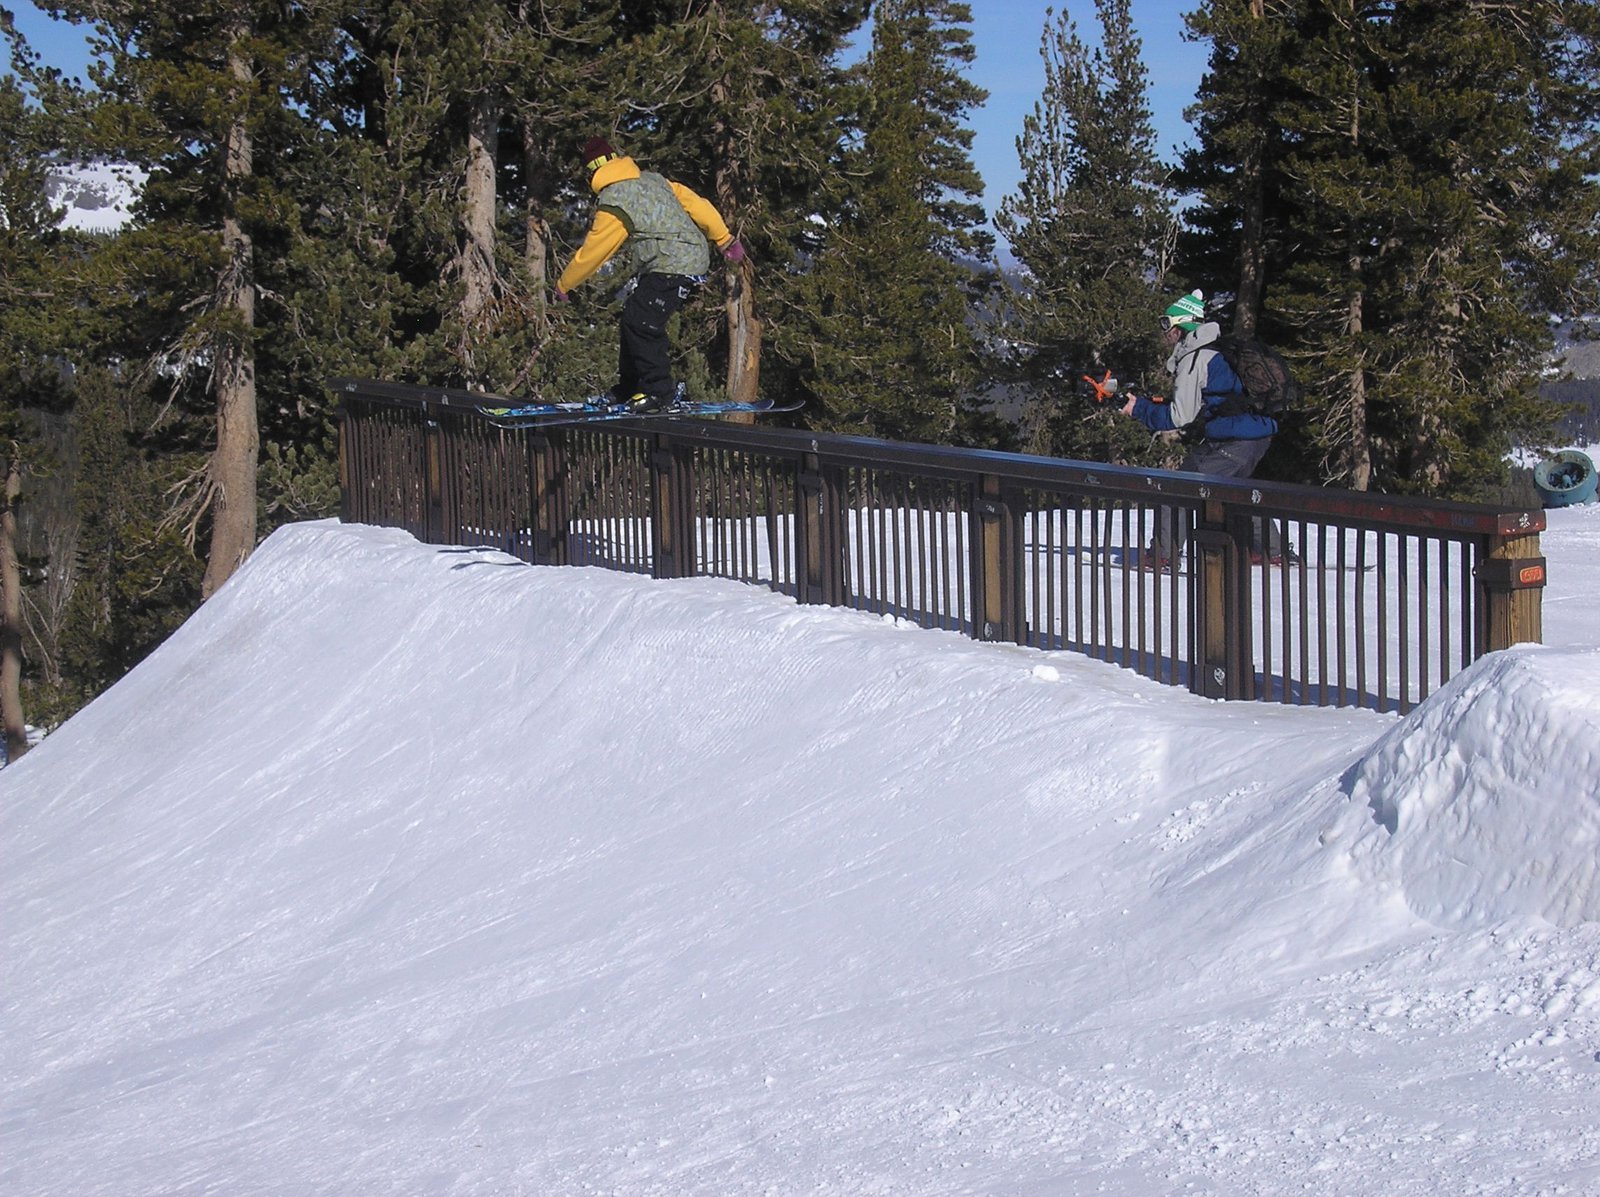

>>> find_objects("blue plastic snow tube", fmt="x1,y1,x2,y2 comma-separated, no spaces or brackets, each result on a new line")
1533,449,1598,507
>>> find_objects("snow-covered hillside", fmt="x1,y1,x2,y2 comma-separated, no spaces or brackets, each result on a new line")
3,510,1599,1195
44,160,142,233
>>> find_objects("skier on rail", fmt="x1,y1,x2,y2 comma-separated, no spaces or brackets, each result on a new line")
553,136,746,414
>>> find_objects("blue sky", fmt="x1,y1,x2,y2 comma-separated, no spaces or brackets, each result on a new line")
962,2,1207,212
10,0,1209,253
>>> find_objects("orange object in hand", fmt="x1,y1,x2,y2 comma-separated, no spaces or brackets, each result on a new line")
1083,370,1119,403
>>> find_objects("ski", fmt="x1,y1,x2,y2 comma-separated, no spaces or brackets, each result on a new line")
329,378,802,428
477,397,804,429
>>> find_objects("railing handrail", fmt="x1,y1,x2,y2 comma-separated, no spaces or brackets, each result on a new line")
332,378,1544,538
651,419,1547,539
334,377,1548,712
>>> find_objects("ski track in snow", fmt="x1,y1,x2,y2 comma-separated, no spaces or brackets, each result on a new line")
4,511,1600,1196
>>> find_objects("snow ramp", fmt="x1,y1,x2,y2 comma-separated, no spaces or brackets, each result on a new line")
4,520,1600,1196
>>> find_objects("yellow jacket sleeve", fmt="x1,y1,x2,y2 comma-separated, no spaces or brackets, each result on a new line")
669,181,734,250
557,210,630,292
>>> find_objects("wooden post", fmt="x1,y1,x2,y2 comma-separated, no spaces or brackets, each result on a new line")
649,436,677,579
796,454,824,604
970,475,1024,642
971,475,1003,640
821,464,851,607
524,431,554,564
422,411,444,544
649,437,697,581
1191,499,1246,699
1001,482,1027,643
1476,527,1545,653
336,405,352,524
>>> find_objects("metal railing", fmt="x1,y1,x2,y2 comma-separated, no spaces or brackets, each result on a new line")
336,379,1546,713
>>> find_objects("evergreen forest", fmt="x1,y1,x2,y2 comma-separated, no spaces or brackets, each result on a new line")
3,0,1599,746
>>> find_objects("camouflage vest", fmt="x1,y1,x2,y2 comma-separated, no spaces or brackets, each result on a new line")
597,172,711,278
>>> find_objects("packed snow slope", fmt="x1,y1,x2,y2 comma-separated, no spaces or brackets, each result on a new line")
5,513,1600,1197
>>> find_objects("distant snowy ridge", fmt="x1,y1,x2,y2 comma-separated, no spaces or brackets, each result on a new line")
44,160,142,233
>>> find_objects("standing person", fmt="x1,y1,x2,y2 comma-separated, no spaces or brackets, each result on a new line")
554,136,746,413
1118,289,1291,571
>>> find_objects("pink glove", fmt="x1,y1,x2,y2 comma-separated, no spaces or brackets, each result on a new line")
722,238,746,264
552,288,570,303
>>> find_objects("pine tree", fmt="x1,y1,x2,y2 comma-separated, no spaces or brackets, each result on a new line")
619,2,871,411
375,0,624,390
306,0,657,401
0,20,74,754
502,0,630,396
169,0,639,537
1175,0,1302,337
1180,0,1600,497
294,0,515,391
793,0,992,443
996,0,1176,462
49,0,346,595
50,366,201,715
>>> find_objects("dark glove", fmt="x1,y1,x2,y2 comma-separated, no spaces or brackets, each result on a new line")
552,288,570,303
723,238,746,264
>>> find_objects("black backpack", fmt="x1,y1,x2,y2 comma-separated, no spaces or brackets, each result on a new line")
1208,334,1302,420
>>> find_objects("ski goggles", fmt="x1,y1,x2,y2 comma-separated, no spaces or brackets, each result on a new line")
1159,315,1194,332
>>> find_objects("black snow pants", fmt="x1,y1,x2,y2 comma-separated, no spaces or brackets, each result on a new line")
616,273,701,403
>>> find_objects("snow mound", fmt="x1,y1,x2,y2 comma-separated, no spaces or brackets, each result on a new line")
7,520,1600,1196
1337,646,1600,929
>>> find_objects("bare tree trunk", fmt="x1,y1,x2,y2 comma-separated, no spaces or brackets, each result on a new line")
1342,76,1371,492
460,93,500,385
1234,146,1265,336
724,254,761,407
521,124,551,316
201,40,259,601
2,459,28,761
502,124,555,394
1345,285,1371,490
1233,0,1269,334
712,80,761,411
